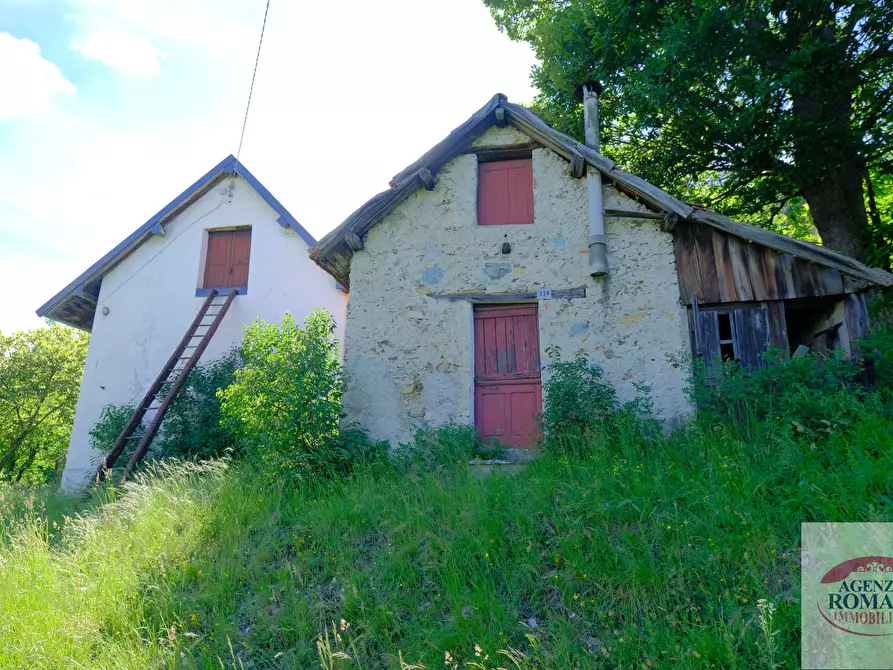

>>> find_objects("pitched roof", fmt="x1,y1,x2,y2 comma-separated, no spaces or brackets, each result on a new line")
310,93,893,290
37,155,315,331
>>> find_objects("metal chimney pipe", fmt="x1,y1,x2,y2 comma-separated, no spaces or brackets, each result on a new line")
583,81,608,277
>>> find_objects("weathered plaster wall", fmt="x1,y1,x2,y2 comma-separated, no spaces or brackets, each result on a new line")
62,177,345,489
343,126,692,446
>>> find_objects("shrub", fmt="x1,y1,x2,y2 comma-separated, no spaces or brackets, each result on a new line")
540,347,619,444
157,348,243,460
689,349,867,441
393,423,479,474
862,292,893,393
88,403,143,467
219,310,344,482
337,428,388,467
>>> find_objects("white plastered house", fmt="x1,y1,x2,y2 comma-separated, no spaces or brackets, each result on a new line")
37,156,346,489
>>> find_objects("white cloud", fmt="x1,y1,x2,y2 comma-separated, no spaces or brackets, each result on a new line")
0,33,74,121
70,21,165,77
1,0,538,332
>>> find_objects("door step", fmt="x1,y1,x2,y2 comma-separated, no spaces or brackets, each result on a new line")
468,460,528,477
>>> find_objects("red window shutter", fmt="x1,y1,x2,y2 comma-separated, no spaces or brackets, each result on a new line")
203,229,252,288
478,158,534,225
229,229,252,287
204,231,232,288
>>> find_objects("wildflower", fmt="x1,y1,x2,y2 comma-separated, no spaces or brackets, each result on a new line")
757,598,777,614
475,643,483,657
339,618,350,631
444,650,453,665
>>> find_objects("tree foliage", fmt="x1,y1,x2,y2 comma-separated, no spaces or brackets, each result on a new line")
219,310,345,481
0,324,88,483
485,0,893,262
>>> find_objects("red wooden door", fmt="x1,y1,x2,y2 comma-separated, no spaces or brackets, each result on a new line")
473,304,542,448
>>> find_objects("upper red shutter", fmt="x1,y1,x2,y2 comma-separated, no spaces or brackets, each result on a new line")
477,158,534,225
203,229,252,288
204,231,232,288
229,229,252,287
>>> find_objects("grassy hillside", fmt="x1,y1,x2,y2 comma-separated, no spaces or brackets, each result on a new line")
1,390,891,669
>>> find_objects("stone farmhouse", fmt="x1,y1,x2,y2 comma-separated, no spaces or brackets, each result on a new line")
37,156,345,489
310,90,893,450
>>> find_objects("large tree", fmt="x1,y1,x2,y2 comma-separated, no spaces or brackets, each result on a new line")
485,0,893,262
0,324,89,483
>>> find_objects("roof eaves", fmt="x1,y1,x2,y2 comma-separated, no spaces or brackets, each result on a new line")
36,154,239,318
689,208,893,287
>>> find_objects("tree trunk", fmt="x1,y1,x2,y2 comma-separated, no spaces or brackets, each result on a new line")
787,2,868,262
14,447,39,483
0,434,27,474
800,168,869,261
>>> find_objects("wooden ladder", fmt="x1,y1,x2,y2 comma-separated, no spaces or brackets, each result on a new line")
94,289,238,482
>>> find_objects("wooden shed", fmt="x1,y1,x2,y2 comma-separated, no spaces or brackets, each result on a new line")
672,213,886,367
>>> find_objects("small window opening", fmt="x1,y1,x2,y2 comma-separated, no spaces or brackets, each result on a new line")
717,313,738,362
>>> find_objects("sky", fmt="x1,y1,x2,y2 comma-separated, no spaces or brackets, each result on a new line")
0,0,538,332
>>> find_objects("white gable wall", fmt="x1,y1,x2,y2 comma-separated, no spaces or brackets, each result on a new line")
62,176,345,489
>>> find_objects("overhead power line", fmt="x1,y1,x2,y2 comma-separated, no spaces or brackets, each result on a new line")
237,0,273,160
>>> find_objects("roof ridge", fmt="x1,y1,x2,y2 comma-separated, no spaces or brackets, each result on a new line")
310,92,893,289
37,156,316,328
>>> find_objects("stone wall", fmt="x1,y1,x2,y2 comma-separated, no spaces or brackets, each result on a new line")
343,126,693,446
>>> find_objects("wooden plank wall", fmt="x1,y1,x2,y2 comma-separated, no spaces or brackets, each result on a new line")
674,221,846,305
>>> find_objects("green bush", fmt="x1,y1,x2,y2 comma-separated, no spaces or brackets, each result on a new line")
863,292,893,393
540,347,656,456
336,428,388,467
393,423,480,474
88,403,143,468
540,347,618,445
689,349,868,442
157,348,243,461
219,310,344,482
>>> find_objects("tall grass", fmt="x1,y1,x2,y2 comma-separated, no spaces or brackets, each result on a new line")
1,389,891,668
